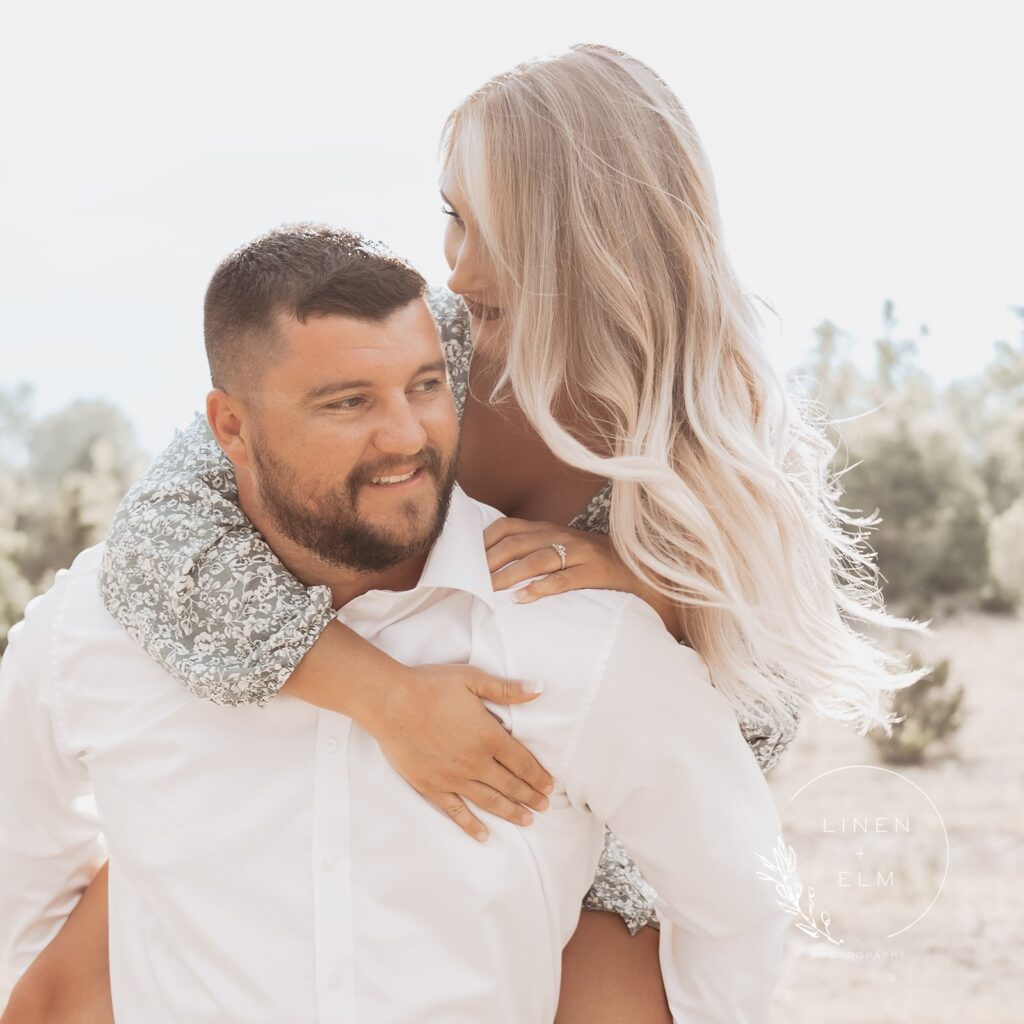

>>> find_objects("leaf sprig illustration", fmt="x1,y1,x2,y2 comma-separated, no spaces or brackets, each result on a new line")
756,836,843,945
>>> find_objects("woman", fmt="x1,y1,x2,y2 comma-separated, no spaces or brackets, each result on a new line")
6,44,907,1024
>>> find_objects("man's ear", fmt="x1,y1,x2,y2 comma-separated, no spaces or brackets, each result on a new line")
206,389,253,470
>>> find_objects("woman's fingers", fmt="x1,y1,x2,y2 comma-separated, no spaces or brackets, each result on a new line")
491,546,569,591
429,791,491,843
461,781,536,827
483,516,556,548
511,566,590,604
491,730,555,800
380,664,556,841
460,671,555,800
486,529,567,573
463,671,546,705
483,757,551,813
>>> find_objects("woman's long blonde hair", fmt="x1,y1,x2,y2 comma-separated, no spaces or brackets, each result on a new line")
443,43,918,732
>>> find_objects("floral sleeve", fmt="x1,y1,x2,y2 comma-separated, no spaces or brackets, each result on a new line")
99,415,336,706
738,707,799,774
99,287,472,707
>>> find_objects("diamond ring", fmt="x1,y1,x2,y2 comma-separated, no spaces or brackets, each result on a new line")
551,543,568,571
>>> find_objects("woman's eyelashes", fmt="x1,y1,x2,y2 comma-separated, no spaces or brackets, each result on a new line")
441,203,463,225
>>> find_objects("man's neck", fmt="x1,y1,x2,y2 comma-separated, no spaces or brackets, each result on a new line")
237,483,427,611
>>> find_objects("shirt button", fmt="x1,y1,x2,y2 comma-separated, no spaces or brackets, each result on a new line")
326,969,340,990
322,856,335,872
325,737,339,753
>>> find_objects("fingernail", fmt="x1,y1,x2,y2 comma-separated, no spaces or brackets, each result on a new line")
475,832,489,843
519,813,533,825
542,782,554,794
519,680,544,694
536,797,550,811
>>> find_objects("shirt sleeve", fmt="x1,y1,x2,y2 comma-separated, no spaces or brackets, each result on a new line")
0,582,106,975
564,598,791,1023
98,415,337,707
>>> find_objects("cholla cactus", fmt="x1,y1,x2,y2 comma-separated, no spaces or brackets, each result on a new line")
869,655,964,765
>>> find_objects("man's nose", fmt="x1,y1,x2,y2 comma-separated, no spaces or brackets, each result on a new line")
373,400,428,456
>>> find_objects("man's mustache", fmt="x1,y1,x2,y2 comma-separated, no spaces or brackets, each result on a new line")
348,448,445,489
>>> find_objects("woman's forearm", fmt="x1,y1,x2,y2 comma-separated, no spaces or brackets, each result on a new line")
279,619,409,730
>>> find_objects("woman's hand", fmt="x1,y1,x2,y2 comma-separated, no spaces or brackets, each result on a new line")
484,517,681,637
365,664,554,844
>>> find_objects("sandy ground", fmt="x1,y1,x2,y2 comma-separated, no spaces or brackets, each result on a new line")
768,612,1024,1022
2,612,1022,1019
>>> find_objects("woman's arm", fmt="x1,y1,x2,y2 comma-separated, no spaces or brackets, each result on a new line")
100,418,553,841
736,703,800,774
100,416,335,707
281,620,554,839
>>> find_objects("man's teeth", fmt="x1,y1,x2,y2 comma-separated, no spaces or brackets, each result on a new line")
371,470,418,484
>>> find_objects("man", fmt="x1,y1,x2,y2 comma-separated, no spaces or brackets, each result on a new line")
0,226,788,1022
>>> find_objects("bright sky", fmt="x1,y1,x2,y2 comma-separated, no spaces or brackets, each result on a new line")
2,0,1021,453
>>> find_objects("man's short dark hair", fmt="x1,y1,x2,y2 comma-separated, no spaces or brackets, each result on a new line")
204,224,427,391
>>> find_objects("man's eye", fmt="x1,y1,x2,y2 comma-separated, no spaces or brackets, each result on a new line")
326,397,364,410
415,378,444,393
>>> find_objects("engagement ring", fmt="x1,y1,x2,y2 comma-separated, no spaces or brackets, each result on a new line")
551,543,568,571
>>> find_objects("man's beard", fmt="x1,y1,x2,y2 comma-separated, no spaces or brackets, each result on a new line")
251,438,458,572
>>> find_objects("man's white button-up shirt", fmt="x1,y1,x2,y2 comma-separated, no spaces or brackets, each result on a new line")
0,486,788,1022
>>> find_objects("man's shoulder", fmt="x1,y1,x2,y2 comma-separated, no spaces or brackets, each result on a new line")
499,585,667,642
67,542,105,576
2,544,116,672
494,584,669,683
12,544,114,639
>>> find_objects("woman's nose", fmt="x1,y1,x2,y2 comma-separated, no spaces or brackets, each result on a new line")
446,234,490,298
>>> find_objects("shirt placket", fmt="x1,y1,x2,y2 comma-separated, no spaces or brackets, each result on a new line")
312,710,356,1021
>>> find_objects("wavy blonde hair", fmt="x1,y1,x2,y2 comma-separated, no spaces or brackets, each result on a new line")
443,44,918,732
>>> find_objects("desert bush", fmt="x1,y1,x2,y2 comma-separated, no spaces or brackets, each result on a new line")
0,392,145,655
988,496,1024,603
839,417,990,612
869,655,965,765
798,305,1024,615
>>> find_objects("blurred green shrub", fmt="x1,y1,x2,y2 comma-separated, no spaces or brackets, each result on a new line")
798,303,1024,616
869,655,965,764
988,496,1024,602
0,390,145,655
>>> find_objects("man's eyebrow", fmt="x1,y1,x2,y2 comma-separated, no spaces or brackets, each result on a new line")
305,360,447,401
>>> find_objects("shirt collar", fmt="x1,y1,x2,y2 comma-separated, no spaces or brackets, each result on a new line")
339,484,496,627
414,484,496,609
